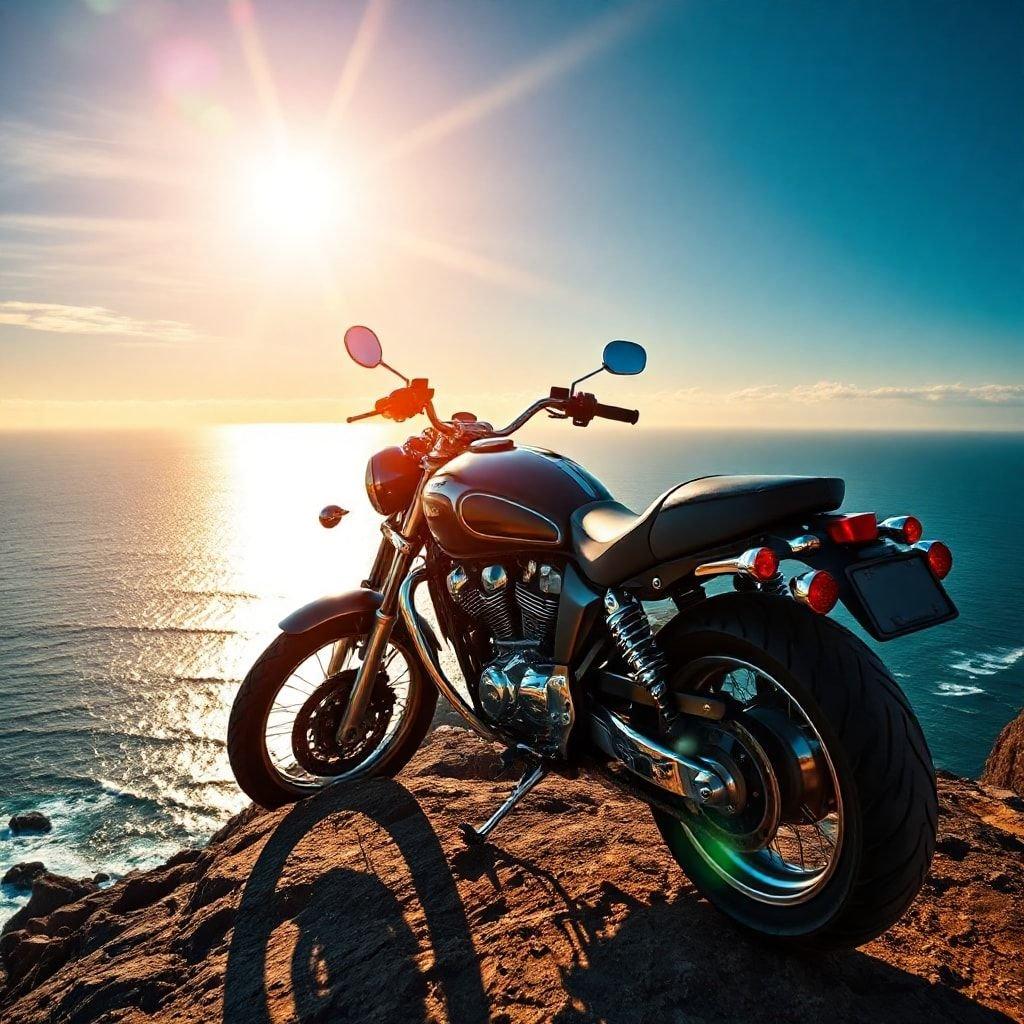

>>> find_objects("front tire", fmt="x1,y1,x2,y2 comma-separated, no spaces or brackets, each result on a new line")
228,620,436,809
653,593,937,950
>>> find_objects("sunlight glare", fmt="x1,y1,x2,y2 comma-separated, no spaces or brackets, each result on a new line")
237,148,354,243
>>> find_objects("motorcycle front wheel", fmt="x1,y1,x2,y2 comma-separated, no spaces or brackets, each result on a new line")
227,620,436,809
652,593,937,950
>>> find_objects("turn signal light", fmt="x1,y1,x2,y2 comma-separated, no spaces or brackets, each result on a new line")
693,546,780,582
825,513,879,544
916,540,953,580
751,547,779,581
790,570,840,614
879,515,923,545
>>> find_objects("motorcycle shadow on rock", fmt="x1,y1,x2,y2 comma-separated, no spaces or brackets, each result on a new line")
222,776,1013,1024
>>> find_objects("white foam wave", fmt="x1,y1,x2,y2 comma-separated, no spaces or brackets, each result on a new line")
934,682,985,697
950,646,1024,679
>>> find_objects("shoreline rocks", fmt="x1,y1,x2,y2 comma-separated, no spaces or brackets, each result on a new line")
0,864,46,892
6,813,51,836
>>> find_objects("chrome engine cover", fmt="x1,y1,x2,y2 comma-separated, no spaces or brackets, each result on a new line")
448,562,573,756
479,644,573,755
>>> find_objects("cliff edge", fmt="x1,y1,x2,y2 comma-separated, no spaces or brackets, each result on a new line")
2,725,1023,1023
982,708,1024,797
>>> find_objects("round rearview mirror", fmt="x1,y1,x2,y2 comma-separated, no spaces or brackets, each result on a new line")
602,339,646,376
344,325,382,369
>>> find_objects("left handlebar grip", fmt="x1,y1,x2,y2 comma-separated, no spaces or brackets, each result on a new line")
594,402,639,425
346,409,381,423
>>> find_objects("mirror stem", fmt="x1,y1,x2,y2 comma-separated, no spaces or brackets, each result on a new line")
569,365,604,397
380,361,410,385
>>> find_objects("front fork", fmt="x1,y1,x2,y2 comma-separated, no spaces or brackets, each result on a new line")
325,514,401,675
335,491,426,743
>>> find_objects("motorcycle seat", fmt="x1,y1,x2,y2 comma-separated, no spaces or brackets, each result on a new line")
570,474,845,587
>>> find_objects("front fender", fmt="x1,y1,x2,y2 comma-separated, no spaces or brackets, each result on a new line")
277,587,441,657
278,588,382,635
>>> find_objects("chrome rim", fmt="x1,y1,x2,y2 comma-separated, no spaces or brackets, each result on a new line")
261,637,416,791
675,657,844,906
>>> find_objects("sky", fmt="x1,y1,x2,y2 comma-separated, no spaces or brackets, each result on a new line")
0,0,1021,431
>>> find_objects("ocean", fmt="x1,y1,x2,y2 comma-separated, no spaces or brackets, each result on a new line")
1,424,1021,919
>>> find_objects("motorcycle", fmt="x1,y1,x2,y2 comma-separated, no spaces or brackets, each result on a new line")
228,326,957,949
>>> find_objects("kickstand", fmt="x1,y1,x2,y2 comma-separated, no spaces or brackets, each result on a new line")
459,756,548,846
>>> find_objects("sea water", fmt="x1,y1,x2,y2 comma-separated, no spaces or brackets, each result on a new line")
1,425,1021,918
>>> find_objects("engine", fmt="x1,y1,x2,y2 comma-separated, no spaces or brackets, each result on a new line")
446,560,573,754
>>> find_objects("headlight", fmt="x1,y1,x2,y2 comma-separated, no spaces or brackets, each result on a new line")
365,446,420,515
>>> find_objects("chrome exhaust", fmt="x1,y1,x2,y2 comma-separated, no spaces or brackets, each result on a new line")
398,567,501,743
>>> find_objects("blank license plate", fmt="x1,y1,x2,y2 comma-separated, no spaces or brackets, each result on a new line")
847,554,958,639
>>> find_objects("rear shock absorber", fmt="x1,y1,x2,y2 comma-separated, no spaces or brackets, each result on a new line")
604,590,673,725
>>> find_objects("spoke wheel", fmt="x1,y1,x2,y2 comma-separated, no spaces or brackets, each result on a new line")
261,637,415,791
673,657,844,906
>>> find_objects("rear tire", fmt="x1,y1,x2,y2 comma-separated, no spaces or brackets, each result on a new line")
653,593,937,950
228,620,436,809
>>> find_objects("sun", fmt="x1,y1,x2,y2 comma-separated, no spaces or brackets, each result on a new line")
236,147,354,243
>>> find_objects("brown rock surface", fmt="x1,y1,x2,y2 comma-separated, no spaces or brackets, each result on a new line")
1,725,1022,1023
982,708,1024,797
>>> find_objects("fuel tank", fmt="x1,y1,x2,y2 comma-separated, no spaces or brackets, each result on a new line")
422,440,612,557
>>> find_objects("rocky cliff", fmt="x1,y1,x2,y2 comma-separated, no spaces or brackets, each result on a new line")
2,725,1022,1024
982,708,1024,797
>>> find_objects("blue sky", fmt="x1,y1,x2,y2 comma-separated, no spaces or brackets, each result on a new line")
0,0,1021,429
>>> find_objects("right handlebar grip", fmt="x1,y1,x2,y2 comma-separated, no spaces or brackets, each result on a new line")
594,402,639,425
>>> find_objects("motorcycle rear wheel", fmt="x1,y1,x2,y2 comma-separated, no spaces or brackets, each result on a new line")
227,620,436,809
652,593,937,950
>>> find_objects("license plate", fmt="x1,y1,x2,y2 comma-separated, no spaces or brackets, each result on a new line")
846,554,958,639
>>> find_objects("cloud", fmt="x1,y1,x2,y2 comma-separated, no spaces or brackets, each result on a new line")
725,380,1024,406
0,302,199,345
0,119,185,188
791,381,1024,406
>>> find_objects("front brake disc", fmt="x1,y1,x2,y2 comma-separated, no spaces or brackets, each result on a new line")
291,669,395,776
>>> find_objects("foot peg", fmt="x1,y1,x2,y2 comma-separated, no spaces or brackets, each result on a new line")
459,757,547,846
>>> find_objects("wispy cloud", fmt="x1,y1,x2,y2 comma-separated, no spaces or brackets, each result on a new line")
0,302,200,345
727,380,1024,406
0,119,185,188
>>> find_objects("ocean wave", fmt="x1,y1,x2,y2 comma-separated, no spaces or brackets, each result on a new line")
0,623,241,643
934,682,985,697
950,646,1024,678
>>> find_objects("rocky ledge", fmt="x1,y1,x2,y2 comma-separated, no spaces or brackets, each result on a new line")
982,708,1024,797
2,725,1023,1024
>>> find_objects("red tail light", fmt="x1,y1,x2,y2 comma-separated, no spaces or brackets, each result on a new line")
879,515,923,545
825,513,878,544
791,570,840,614
750,547,779,581
916,540,953,579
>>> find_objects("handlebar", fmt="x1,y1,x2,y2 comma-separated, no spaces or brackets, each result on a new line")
593,401,640,425
347,381,638,440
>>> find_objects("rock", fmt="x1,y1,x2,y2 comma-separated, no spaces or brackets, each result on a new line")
0,728,1022,1023
92,873,109,885
1,864,46,891
7,812,51,835
1,873,97,938
981,707,1024,796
